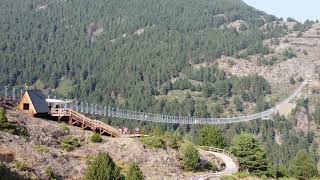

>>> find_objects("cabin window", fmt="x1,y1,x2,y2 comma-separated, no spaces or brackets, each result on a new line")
23,103,29,110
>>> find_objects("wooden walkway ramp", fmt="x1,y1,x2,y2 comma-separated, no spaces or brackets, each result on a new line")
51,108,122,137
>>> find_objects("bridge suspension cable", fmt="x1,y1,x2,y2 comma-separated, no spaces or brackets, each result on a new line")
1,81,308,125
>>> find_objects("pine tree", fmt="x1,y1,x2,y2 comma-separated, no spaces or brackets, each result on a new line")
289,150,318,179
0,108,10,130
313,107,320,125
194,101,209,118
233,96,243,112
256,96,268,112
197,125,225,148
179,141,200,171
127,163,144,180
230,133,268,176
90,133,103,143
85,153,124,180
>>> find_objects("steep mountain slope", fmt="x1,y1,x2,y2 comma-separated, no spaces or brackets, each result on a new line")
0,107,229,179
1,1,320,178
0,0,284,110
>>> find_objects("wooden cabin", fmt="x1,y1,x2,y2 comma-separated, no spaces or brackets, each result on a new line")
18,90,50,117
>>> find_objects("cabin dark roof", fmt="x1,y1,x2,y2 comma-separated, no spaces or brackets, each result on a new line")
26,90,50,113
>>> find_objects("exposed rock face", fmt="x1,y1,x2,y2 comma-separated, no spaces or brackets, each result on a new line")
227,20,248,32
275,133,284,145
195,23,320,87
295,108,310,134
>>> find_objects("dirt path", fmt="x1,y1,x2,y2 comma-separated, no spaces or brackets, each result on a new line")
192,151,239,180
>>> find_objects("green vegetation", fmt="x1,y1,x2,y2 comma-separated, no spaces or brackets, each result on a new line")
179,141,200,171
0,0,287,117
230,133,268,176
159,69,272,118
313,106,320,125
91,133,103,143
58,124,70,134
85,153,124,180
13,160,28,171
34,145,49,153
197,125,225,148
271,38,280,45
218,106,319,179
0,0,318,178
61,136,81,152
293,20,314,32
141,128,182,149
183,67,271,103
283,48,297,60
289,150,318,179
55,79,74,97
0,107,29,138
141,136,165,149
45,166,57,180
297,76,304,82
257,56,278,66
13,126,29,138
202,161,217,172
0,162,25,180
0,162,7,176
0,107,11,131
127,163,144,180
221,172,252,180
162,131,182,149
233,96,243,112
287,17,297,22
265,114,318,179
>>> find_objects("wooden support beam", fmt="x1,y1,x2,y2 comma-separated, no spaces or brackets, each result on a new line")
50,108,121,137
69,116,72,125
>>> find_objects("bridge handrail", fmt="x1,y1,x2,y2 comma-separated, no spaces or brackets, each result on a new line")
3,81,308,125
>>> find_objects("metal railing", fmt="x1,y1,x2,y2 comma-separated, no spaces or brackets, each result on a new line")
0,81,308,125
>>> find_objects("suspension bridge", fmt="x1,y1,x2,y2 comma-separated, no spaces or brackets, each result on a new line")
0,80,309,125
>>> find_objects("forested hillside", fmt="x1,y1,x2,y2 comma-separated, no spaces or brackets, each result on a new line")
1,0,320,179
0,0,287,115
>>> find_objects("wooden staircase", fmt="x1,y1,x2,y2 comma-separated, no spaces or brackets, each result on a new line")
51,108,121,137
